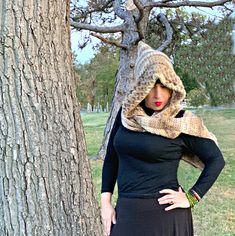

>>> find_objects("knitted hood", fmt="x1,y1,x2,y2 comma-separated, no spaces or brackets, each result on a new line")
121,41,217,169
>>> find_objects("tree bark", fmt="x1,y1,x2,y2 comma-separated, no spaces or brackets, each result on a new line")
0,0,102,235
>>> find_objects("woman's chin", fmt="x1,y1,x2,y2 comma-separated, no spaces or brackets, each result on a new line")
149,106,164,112
156,108,164,112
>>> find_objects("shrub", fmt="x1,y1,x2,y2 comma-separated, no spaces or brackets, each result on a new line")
187,88,209,107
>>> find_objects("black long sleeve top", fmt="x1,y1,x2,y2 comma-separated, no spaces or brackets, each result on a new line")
101,107,225,198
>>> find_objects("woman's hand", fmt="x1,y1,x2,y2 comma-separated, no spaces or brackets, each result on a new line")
101,193,116,236
101,202,116,236
157,187,190,211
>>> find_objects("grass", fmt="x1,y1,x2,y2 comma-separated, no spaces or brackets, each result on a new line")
81,108,235,236
81,112,109,157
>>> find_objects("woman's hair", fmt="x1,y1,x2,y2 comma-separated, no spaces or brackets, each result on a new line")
154,79,161,85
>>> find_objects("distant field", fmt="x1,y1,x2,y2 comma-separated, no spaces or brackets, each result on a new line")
81,109,235,236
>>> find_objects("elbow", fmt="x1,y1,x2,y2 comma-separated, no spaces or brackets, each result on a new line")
205,154,225,173
215,155,225,173
219,158,226,171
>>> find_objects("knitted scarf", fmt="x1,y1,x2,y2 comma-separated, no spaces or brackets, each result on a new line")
121,41,217,169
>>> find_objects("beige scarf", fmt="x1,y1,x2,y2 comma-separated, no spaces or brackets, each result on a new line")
121,41,217,169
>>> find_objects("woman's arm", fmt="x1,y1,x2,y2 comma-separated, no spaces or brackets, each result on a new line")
101,107,122,194
181,134,225,198
101,108,122,235
158,134,225,211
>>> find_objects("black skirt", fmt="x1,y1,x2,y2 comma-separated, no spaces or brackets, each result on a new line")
111,197,193,236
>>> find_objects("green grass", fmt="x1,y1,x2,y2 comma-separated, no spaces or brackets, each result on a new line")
81,112,109,157
81,109,235,236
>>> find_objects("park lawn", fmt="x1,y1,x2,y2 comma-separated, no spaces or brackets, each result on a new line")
81,112,109,157
81,109,235,236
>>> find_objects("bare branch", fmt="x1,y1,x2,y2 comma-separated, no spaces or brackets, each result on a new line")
222,5,235,16
71,20,124,33
133,0,145,22
71,1,113,22
114,0,129,20
145,0,231,8
156,13,173,51
90,32,128,49
133,0,144,12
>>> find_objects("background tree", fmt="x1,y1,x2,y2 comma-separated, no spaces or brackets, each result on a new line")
0,0,102,235
71,0,234,159
75,64,97,110
175,17,235,106
75,44,119,111
146,8,208,54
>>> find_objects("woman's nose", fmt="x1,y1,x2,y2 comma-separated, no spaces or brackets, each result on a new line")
154,87,162,98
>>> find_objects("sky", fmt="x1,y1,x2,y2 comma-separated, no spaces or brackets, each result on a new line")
232,11,235,55
71,4,235,64
71,31,99,64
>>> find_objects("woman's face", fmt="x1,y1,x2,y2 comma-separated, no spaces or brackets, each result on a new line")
145,82,172,111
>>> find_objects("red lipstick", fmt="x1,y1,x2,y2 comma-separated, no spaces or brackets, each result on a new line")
155,102,162,107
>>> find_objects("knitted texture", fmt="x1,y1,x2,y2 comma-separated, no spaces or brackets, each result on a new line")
121,41,217,169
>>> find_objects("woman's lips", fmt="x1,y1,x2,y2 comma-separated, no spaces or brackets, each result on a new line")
155,102,162,107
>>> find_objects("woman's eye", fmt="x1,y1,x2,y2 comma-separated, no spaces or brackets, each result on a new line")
160,85,167,88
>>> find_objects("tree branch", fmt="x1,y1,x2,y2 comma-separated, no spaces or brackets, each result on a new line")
133,0,145,22
156,13,173,51
145,0,231,8
133,0,145,12
71,1,113,22
114,0,129,20
70,20,124,33
222,5,235,16
90,33,128,49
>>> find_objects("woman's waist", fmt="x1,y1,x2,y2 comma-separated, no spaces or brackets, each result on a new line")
118,184,182,199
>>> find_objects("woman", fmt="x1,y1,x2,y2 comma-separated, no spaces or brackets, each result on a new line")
101,41,225,236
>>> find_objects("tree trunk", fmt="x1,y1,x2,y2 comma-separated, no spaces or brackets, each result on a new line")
0,0,102,235
97,6,151,159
